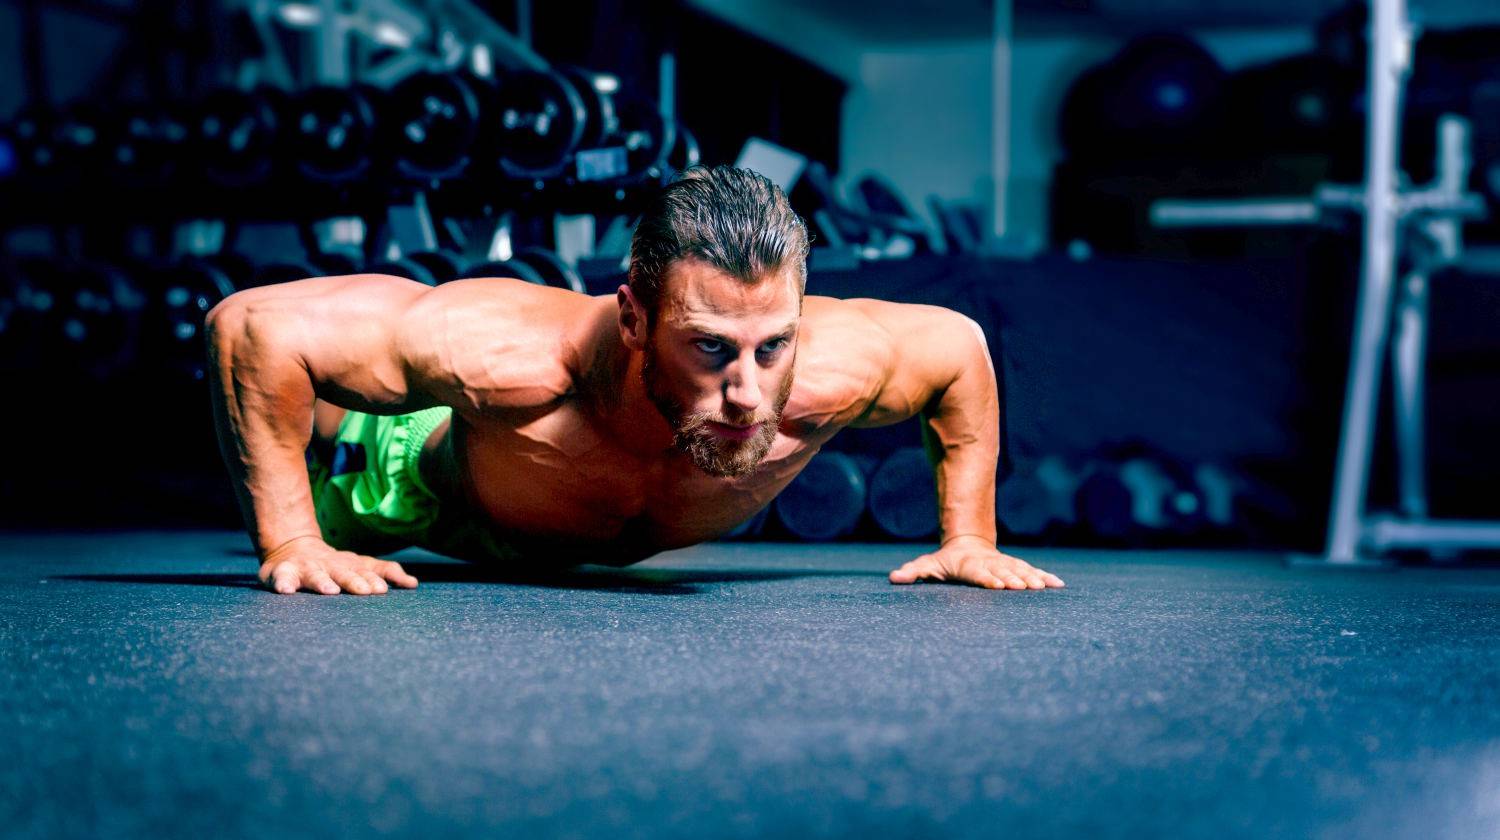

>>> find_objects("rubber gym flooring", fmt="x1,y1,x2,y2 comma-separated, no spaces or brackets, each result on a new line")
3,531,1498,839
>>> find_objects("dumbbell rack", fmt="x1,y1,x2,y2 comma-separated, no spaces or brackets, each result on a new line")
1152,0,1500,567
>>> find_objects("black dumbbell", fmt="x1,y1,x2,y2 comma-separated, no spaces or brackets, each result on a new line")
149,254,251,380
250,251,365,287
493,69,592,180
558,68,618,152
867,447,939,540
774,451,868,541
1075,453,1205,543
604,96,674,184
384,71,486,181
104,103,191,191
193,87,291,188
289,85,382,184
456,258,546,285
4,108,100,192
12,259,147,380
512,247,584,292
366,250,465,286
456,248,584,292
996,455,1082,539
0,257,57,372
666,121,700,175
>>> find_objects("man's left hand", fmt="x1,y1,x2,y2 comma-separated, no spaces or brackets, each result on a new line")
888,535,1065,590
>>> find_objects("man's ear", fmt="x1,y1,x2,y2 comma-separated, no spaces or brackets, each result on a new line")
617,284,648,351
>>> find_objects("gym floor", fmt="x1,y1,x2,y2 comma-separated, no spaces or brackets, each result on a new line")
3,531,1498,839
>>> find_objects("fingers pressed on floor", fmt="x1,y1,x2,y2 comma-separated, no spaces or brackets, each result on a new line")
309,569,341,595
271,565,299,594
383,562,419,587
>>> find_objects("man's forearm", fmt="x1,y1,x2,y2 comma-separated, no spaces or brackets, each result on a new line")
923,322,1001,545
205,300,323,557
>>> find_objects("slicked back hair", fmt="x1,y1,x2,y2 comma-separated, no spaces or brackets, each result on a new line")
628,165,810,324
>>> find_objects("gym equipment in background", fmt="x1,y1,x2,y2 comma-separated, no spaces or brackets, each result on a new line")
1153,0,1500,566
866,447,939,540
774,451,868,542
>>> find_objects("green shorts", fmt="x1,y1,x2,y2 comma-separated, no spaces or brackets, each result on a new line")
306,407,520,563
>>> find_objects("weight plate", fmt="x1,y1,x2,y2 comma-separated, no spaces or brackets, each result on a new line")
386,72,482,181
514,247,584,293
196,88,287,187
291,85,378,183
456,259,546,285
496,70,588,178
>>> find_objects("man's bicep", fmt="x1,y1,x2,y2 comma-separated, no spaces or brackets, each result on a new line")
209,273,436,414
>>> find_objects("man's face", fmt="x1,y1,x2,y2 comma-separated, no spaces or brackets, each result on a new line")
641,259,801,478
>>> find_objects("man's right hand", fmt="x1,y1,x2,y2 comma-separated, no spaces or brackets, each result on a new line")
257,535,420,596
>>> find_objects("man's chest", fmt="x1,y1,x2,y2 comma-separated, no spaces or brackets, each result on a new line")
453,407,828,547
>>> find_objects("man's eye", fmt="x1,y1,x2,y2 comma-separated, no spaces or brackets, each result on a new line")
759,339,787,354
693,339,725,354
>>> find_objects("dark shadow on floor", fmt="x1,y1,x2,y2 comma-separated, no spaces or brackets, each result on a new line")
401,562,888,590
55,565,886,594
57,573,264,589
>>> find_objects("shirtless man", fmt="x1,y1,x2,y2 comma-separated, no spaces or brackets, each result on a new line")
207,166,1065,595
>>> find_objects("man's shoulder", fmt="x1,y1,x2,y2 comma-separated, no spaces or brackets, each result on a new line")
400,279,606,411
783,296,898,432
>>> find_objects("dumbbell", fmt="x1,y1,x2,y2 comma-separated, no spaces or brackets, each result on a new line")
366,250,466,286
250,251,365,287
7,258,147,380
773,451,867,541
494,69,596,180
385,69,592,182
610,96,674,183
4,108,100,192
383,71,483,181
104,103,191,191
457,247,585,293
667,121,700,175
996,455,1082,539
192,87,292,188
0,257,59,372
288,85,382,184
149,254,253,380
1075,453,1205,543
867,447,939,540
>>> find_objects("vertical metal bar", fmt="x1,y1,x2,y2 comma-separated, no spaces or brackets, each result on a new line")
990,0,1012,242
1325,0,1411,563
516,0,532,48
1391,268,1429,519
315,0,348,85
659,52,676,123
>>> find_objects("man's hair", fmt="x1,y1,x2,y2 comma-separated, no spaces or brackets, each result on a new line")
628,165,810,322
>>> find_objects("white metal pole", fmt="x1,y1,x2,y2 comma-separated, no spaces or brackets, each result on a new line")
1325,0,1411,563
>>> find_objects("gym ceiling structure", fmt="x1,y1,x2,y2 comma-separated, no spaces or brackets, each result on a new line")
2,0,1499,837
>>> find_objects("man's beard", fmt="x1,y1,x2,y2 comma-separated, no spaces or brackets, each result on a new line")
642,338,794,478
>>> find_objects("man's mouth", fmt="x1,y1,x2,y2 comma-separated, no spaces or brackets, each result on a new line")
707,421,761,441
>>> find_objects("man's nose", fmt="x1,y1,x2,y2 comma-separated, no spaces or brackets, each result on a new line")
723,353,762,416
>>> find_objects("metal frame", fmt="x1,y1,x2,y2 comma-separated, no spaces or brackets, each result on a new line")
1151,0,1497,567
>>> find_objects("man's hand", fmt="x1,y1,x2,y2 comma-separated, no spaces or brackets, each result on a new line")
888,535,1065,590
258,535,420,596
